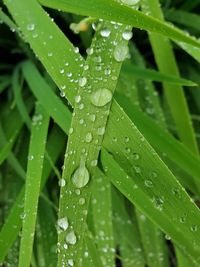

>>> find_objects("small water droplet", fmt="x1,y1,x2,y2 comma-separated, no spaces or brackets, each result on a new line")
75,95,81,103
191,225,198,232
79,77,87,87
67,259,74,266
59,179,66,187
27,23,35,31
97,127,105,135
66,231,77,245
100,28,111,38
79,198,85,205
90,89,112,107
86,47,94,55
85,132,93,143
57,217,68,231
144,179,153,187
122,31,133,40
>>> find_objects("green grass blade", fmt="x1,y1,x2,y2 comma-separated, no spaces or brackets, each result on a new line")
142,0,199,156
101,148,200,265
12,65,32,130
38,0,200,48
136,210,169,267
57,19,130,266
122,63,197,86
112,188,145,267
22,61,71,134
18,104,49,267
91,168,114,266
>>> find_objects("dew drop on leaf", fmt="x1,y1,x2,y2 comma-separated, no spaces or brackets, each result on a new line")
27,23,35,31
100,28,111,38
66,231,77,245
57,217,69,231
114,44,129,62
71,160,90,188
90,89,112,107
79,77,87,87
122,31,133,40
85,132,93,143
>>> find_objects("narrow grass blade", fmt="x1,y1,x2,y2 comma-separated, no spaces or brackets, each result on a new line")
91,168,114,266
112,189,145,267
136,210,169,267
18,104,49,267
37,197,57,267
122,63,197,86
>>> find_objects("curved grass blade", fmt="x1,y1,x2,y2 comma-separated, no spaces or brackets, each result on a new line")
18,104,49,267
38,0,200,48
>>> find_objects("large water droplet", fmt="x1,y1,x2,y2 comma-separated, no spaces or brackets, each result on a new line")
71,160,90,188
90,89,112,107
57,217,68,231
114,44,129,62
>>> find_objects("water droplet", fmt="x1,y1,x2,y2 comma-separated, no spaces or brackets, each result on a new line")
79,198,85,205
97,127,105,135
191,225,198,232
69,128,74,134
59,179,66,187
91,159,98,167
152,196,164,211
66,231,77,245
144,179,153,187
48,52,53,57
27,23,35,31
104,68,111,76
74,47,79,53
85,132,93,143
75,95,81,103
100,28,111,38
114,44,129,62
121,0,140,5
79,77,87,87
57,217,68,231
86,47,94,55
122,31,133,40
90,89,112,107
68,259,74,266
89,114,96,122
71,160,90,188
28,155,34,161
134,165,141,174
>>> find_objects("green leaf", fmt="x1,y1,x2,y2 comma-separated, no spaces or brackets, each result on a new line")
38,0,200,48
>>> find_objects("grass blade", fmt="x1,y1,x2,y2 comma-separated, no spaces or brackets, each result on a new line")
18,104,49,267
